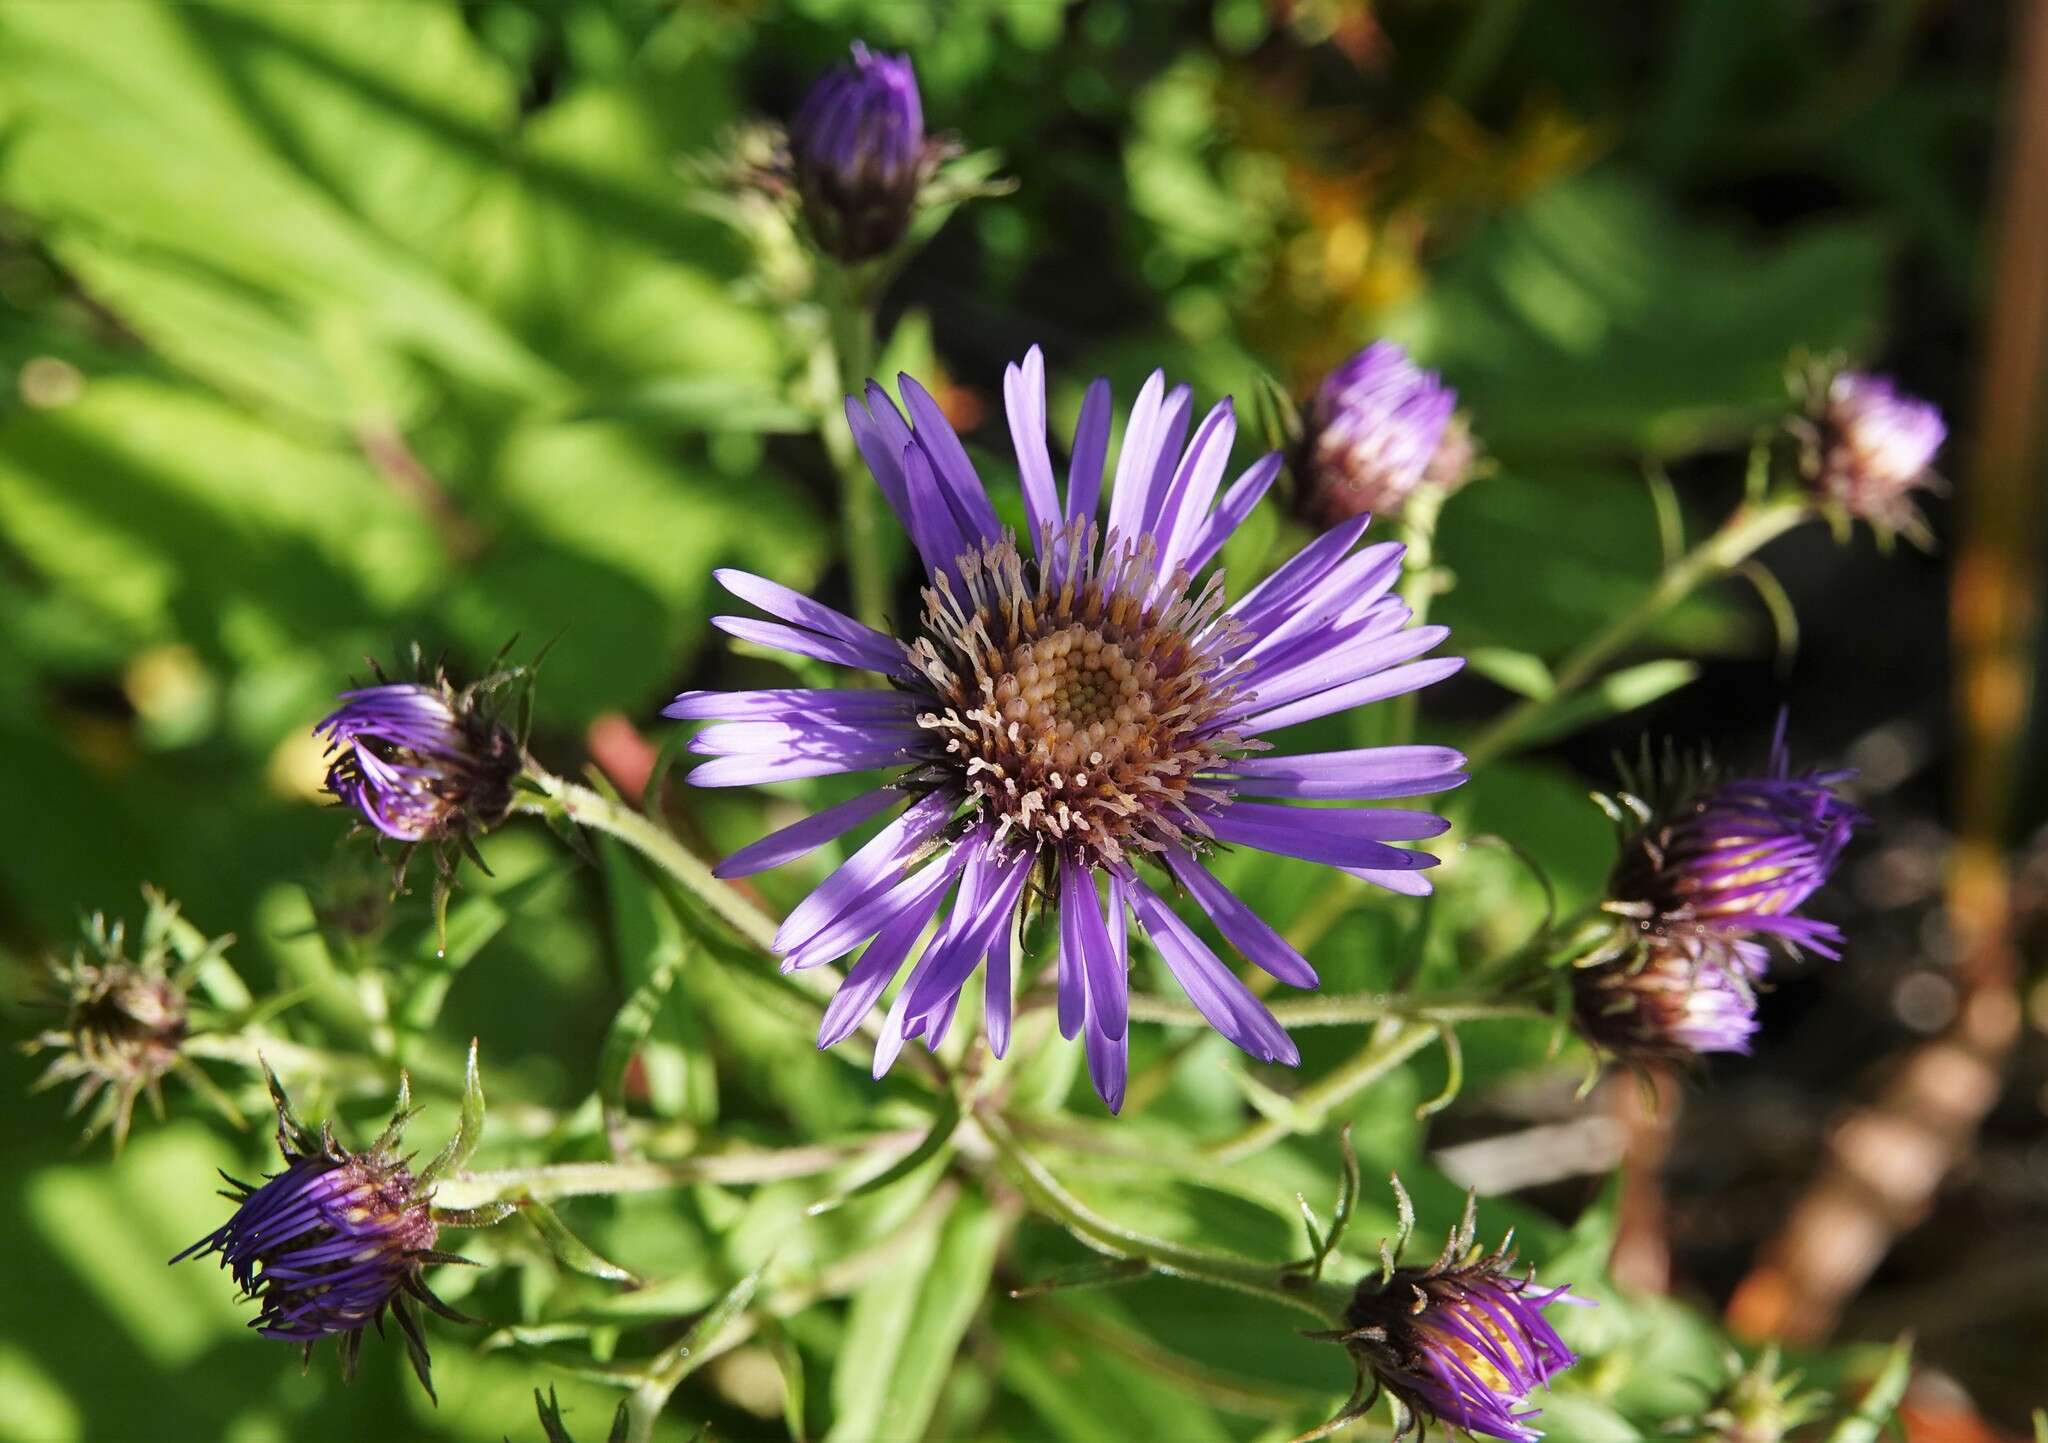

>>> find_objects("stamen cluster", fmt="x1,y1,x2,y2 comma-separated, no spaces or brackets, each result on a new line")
905,526,1253,865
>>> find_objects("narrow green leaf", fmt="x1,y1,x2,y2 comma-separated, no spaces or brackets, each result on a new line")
1825,1335,1913,1443
1519,659,1701,747
521,1199,641,1285
418,1038,485,1189
1465,647,1557,700
824,1193,1002,1443
597,948,686,1115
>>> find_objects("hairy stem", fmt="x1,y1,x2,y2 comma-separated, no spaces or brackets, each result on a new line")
1465,497,1807,769
1205,1022,1440,1164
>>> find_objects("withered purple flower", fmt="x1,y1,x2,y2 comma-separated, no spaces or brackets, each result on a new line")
173,1072,476,1399
1316,1186,1582,1441
669,346,1466,1110
1570,937,1763,1064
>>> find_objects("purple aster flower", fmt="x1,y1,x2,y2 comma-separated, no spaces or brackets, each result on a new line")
669,345,1466,1111
316,659,524,846
1569,936,1764,1065
1605,720,1862,963
1796,366,1945,540
788,43,941,263
1318,1189,1582,1441
1303,341,1468,524
174,1074,472,1398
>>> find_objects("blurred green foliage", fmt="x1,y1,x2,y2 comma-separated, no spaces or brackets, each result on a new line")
0,1,1989,1439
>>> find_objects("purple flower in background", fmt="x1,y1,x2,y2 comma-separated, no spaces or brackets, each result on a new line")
1606,721,1862,963
1570,937,1763,1064
317,667,521,846
173,1075,471,1398
1326,1191,1581,1441
1799,367,1945,540
669,346,1465,1110
788,43,941,262
1303,341,1467,523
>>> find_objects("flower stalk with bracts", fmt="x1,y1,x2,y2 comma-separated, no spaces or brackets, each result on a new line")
1307,1178,1582,1441
174,1055,493,1400
669,346,1467,1110
1569,720,1862,1067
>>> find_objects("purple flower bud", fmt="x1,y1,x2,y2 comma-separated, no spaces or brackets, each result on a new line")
174,1078,470,1398
1330,1196,1582,1441
1800,368,1944,539
1571,936,1763,1064
788,44,936,262
317,674,520,845
1304,341,1466,522
1607,727,1861,964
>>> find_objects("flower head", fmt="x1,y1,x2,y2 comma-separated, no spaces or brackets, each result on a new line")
318,661,521,846
1303,341,1466,523
670,346,1466,1110
1603,721,1861,963
174,1072,472,1398
1570,937,1762,1065
1323,1187,1581,1441
1795,365,1944,541
23,890,232,1150
788,43,939,262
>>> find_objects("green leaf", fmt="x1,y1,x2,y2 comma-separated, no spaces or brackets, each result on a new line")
1825,1335,1913,1443
824,1192,1003,1443
570,376,811,434
520,1199,642,1286
600,838,715,1125
1516,659,1701,748
1465,648,1557,700
419,1038,485,1189
1525,1393,1643,1442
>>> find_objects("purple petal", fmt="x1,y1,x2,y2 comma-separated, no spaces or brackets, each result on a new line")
984,917,1014,1059
816,857,955,1048
1153,400,1237,579
773,790,957,954
1060,850,1126,1040
711,615,905,676
1004,345,1061,547
1182,453,1281,575
1125,874,1298,1066
1222,744,1468,801
1207,802,1445,872
900,372,1002,543
1163,850,1319,989
714,788,903,879
1235,656,1466,736
1066,378,1113,523
713,569,905,672
1229,514,1373,633
1104,370,1167,544
664,688,917,722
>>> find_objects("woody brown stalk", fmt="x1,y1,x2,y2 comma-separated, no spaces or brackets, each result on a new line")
1726,0,2048,1343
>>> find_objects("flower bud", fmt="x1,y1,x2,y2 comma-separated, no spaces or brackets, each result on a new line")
1324,1191,1581,1441
318,680,518,843
1795,365,1944,541
174,1075,472,1398
1302,341,1470,523
788,44,938,263
1571,937,1762,1064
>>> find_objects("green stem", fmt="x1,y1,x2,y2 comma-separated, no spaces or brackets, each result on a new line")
820,264,888,631
1391,486,1446,747
1205,1022,1439,1164
1126,990,1545,1030
979,1110,1345,1323
434,1130,923,1208
1464,498,1807,770
520,771,780,954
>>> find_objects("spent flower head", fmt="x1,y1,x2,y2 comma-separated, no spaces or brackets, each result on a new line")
670,344,1466,1110
1314,1182,1582,1441
174,1069,477,1399
1302,341,1472,524
787,43,948,263
1790,360,1945,544
1570,936,1763,1066
22,889,237,1150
